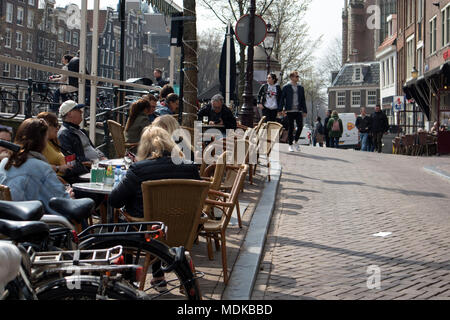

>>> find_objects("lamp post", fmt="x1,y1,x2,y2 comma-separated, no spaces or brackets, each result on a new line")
239,0,256,128
411,66,419,132
262,25,276,75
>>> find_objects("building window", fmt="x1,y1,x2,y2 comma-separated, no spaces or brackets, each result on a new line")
406,36,414,80
367,90,377,106
337,92,346,108
4,29,12,48
26,58,32,78
16,31,23,50
353,67,362,82
58,27,64,42
26,34,32,52
6,3,14,23
17,7,24,26
417,47,423,76
28,0,35,5
390,56,394,85
430,16,437,54
72,32,79,47
15,57,22,78
3,55,11,77
27,10,34,28
352,91,361,106
443,5,450,47
65,30,71,44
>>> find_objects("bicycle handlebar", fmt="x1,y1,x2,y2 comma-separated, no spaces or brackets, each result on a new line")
0,139,21,153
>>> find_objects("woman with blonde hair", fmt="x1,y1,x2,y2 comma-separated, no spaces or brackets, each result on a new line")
109,126,199,292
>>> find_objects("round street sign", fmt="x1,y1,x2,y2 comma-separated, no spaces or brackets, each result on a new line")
235,14,267,47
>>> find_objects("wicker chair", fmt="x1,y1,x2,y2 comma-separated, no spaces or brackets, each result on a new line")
198,165,249,285
256,121,283,181
0,184,12,201
107,120,139,158
202,152,228,220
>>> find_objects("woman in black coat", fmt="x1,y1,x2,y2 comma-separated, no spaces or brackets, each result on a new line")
257,73,282,122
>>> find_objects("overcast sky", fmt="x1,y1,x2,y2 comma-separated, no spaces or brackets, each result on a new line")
55,0,343,61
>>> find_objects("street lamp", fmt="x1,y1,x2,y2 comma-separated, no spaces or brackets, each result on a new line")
262,25,277,74
411,66,419,79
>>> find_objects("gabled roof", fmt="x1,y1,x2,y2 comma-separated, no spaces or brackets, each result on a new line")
329,62,380,88
86,10,109,34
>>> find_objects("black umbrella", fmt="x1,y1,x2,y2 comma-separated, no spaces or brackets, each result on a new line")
219,25,237,103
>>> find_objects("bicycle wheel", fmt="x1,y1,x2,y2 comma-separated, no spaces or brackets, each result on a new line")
0,90,20,119
31,93,52,116
35,275,149,300
79,237,202,300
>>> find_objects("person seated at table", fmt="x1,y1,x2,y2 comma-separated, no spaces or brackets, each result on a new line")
430,122,439,135
0,118,74,214
143,93,158,124
36,112,75,181
152,115,194,160
0,127,13,161
109,126,199,290
155,93,179,116
57,100,107,168
124,98,153,148
197,94,237,130
110,126,199,218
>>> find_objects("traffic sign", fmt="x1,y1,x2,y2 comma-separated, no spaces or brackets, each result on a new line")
235,14,267,47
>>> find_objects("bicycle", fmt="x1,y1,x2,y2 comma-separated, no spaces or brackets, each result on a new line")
30,82,78,116
0,139,203,300
0,86,21,119
0,216,149,300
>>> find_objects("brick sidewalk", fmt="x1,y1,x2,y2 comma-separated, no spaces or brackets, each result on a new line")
190,173,265,300
253,145,450,300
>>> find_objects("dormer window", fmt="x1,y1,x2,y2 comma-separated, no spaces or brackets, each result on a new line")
353,66,363,82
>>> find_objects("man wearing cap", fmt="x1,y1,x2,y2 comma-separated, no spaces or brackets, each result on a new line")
57,100,106,165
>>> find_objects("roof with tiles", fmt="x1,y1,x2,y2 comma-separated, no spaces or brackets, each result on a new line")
330,62,380,88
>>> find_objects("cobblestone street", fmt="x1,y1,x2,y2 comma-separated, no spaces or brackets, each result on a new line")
253,145,450,300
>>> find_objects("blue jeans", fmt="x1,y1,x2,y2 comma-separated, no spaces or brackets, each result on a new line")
360,133,370,151
330,137,340,148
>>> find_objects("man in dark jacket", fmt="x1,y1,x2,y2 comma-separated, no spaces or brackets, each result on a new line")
355,107,372,152
370,104,389,153
197,94,237,131
279,71,307,152
154,68,169,87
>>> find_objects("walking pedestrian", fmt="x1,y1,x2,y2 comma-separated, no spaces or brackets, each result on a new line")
312,117,324,147
370,104,389,153
279,71,307,152
324,110,332,148
327,110,343,148
257,73,282,123
355,107,372,152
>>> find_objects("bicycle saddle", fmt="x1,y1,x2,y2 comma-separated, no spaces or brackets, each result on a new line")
48,198,95,224
0,219,49,243
0,200,44,221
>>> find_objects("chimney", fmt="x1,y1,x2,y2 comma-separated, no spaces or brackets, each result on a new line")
342,0,349,64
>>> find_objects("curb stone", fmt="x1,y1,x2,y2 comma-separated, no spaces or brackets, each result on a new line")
222,159,282,300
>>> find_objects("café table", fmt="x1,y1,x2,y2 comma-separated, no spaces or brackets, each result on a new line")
72,182,115,224
99,158,127,168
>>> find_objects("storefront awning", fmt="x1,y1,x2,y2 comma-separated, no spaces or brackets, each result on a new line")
147,0,183,15
403,77,430,120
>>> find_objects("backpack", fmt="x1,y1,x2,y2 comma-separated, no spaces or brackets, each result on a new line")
332,118,340,132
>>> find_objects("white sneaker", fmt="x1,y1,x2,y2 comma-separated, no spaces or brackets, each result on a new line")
288,145,295,152
294,142,300,152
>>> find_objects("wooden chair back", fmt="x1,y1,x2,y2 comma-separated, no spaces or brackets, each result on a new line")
0,184,12,201
141,179,211,251
107,120,127,158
